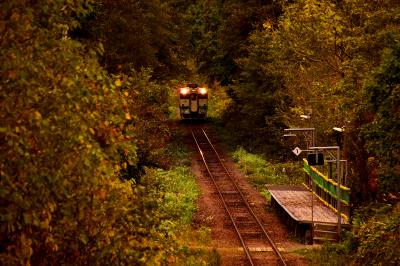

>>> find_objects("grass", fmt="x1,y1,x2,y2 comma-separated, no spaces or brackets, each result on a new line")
304,244,348,266
231,147,304,197
158,125,220,265
173,225,221,266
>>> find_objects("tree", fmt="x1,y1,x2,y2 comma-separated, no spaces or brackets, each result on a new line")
74,0,188,78
362,44,400,199
0,1,186,264
222,29,289,154
188,0,279,85
248,0,400,201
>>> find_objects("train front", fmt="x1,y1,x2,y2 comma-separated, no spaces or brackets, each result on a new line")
179,84,208,120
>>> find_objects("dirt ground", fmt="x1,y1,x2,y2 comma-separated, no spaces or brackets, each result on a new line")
186,126,310,265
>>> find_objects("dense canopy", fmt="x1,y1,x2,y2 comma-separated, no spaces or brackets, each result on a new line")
1,0,399,265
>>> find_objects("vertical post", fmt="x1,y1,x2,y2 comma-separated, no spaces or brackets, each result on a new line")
311,130,315,148
308,146,344,240
311,177,314,244
336,147,341,239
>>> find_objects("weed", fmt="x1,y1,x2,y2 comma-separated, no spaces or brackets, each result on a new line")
260,188,271,201
306,243,348,266
231,146,303,191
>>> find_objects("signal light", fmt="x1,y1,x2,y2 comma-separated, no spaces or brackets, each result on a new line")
180,87,189,95
199,87,207,95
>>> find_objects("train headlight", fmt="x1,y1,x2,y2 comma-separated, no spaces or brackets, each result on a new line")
199,87,207,95
180,87,189,95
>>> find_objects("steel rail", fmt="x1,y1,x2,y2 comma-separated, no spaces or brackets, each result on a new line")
191,129,255,266
200,129,287,266
191,128,287,266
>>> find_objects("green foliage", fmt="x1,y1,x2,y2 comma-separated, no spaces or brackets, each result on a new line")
137,144,218,265
306,204,400,266
362,44,400,196
274,0,400,200
188,0,279,85
2,0,399,264
163,129,192,167
75,0,189,78
1,1,132,264
0,1,205,265
352,203,394,227
116,69,173,179
143,167,199,226
305,243,348,266
231,147,303,189
188,0,227,83
213,0,400,201
207,85,233,120
194,6,400,265
353,204,400,265
221,28,288,155
274,0,349,129
260,189,272,202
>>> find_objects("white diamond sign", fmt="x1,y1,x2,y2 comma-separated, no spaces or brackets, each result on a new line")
292,147,302,156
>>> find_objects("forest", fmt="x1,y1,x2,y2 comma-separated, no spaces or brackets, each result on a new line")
0,0,399,265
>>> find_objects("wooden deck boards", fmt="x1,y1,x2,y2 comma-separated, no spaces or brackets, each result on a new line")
266,185,348,225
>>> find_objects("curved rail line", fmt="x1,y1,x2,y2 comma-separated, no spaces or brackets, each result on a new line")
191,128,287,266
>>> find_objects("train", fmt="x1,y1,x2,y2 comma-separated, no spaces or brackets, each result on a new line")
179,83,208,120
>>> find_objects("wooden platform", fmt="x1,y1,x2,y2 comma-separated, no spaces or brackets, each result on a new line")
266,185,348,225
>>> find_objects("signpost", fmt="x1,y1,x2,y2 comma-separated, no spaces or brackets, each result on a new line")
292,147,302,156
284,127,316,242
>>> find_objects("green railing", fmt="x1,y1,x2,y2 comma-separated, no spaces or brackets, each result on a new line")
303,159,350,205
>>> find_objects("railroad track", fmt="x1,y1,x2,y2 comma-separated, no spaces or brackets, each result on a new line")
191,127,287,266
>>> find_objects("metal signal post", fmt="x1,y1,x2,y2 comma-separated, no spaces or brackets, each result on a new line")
283,128,315,148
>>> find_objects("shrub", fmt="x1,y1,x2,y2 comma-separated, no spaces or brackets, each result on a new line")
353,204,400,265
306,204,400,266
232,147,303,188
